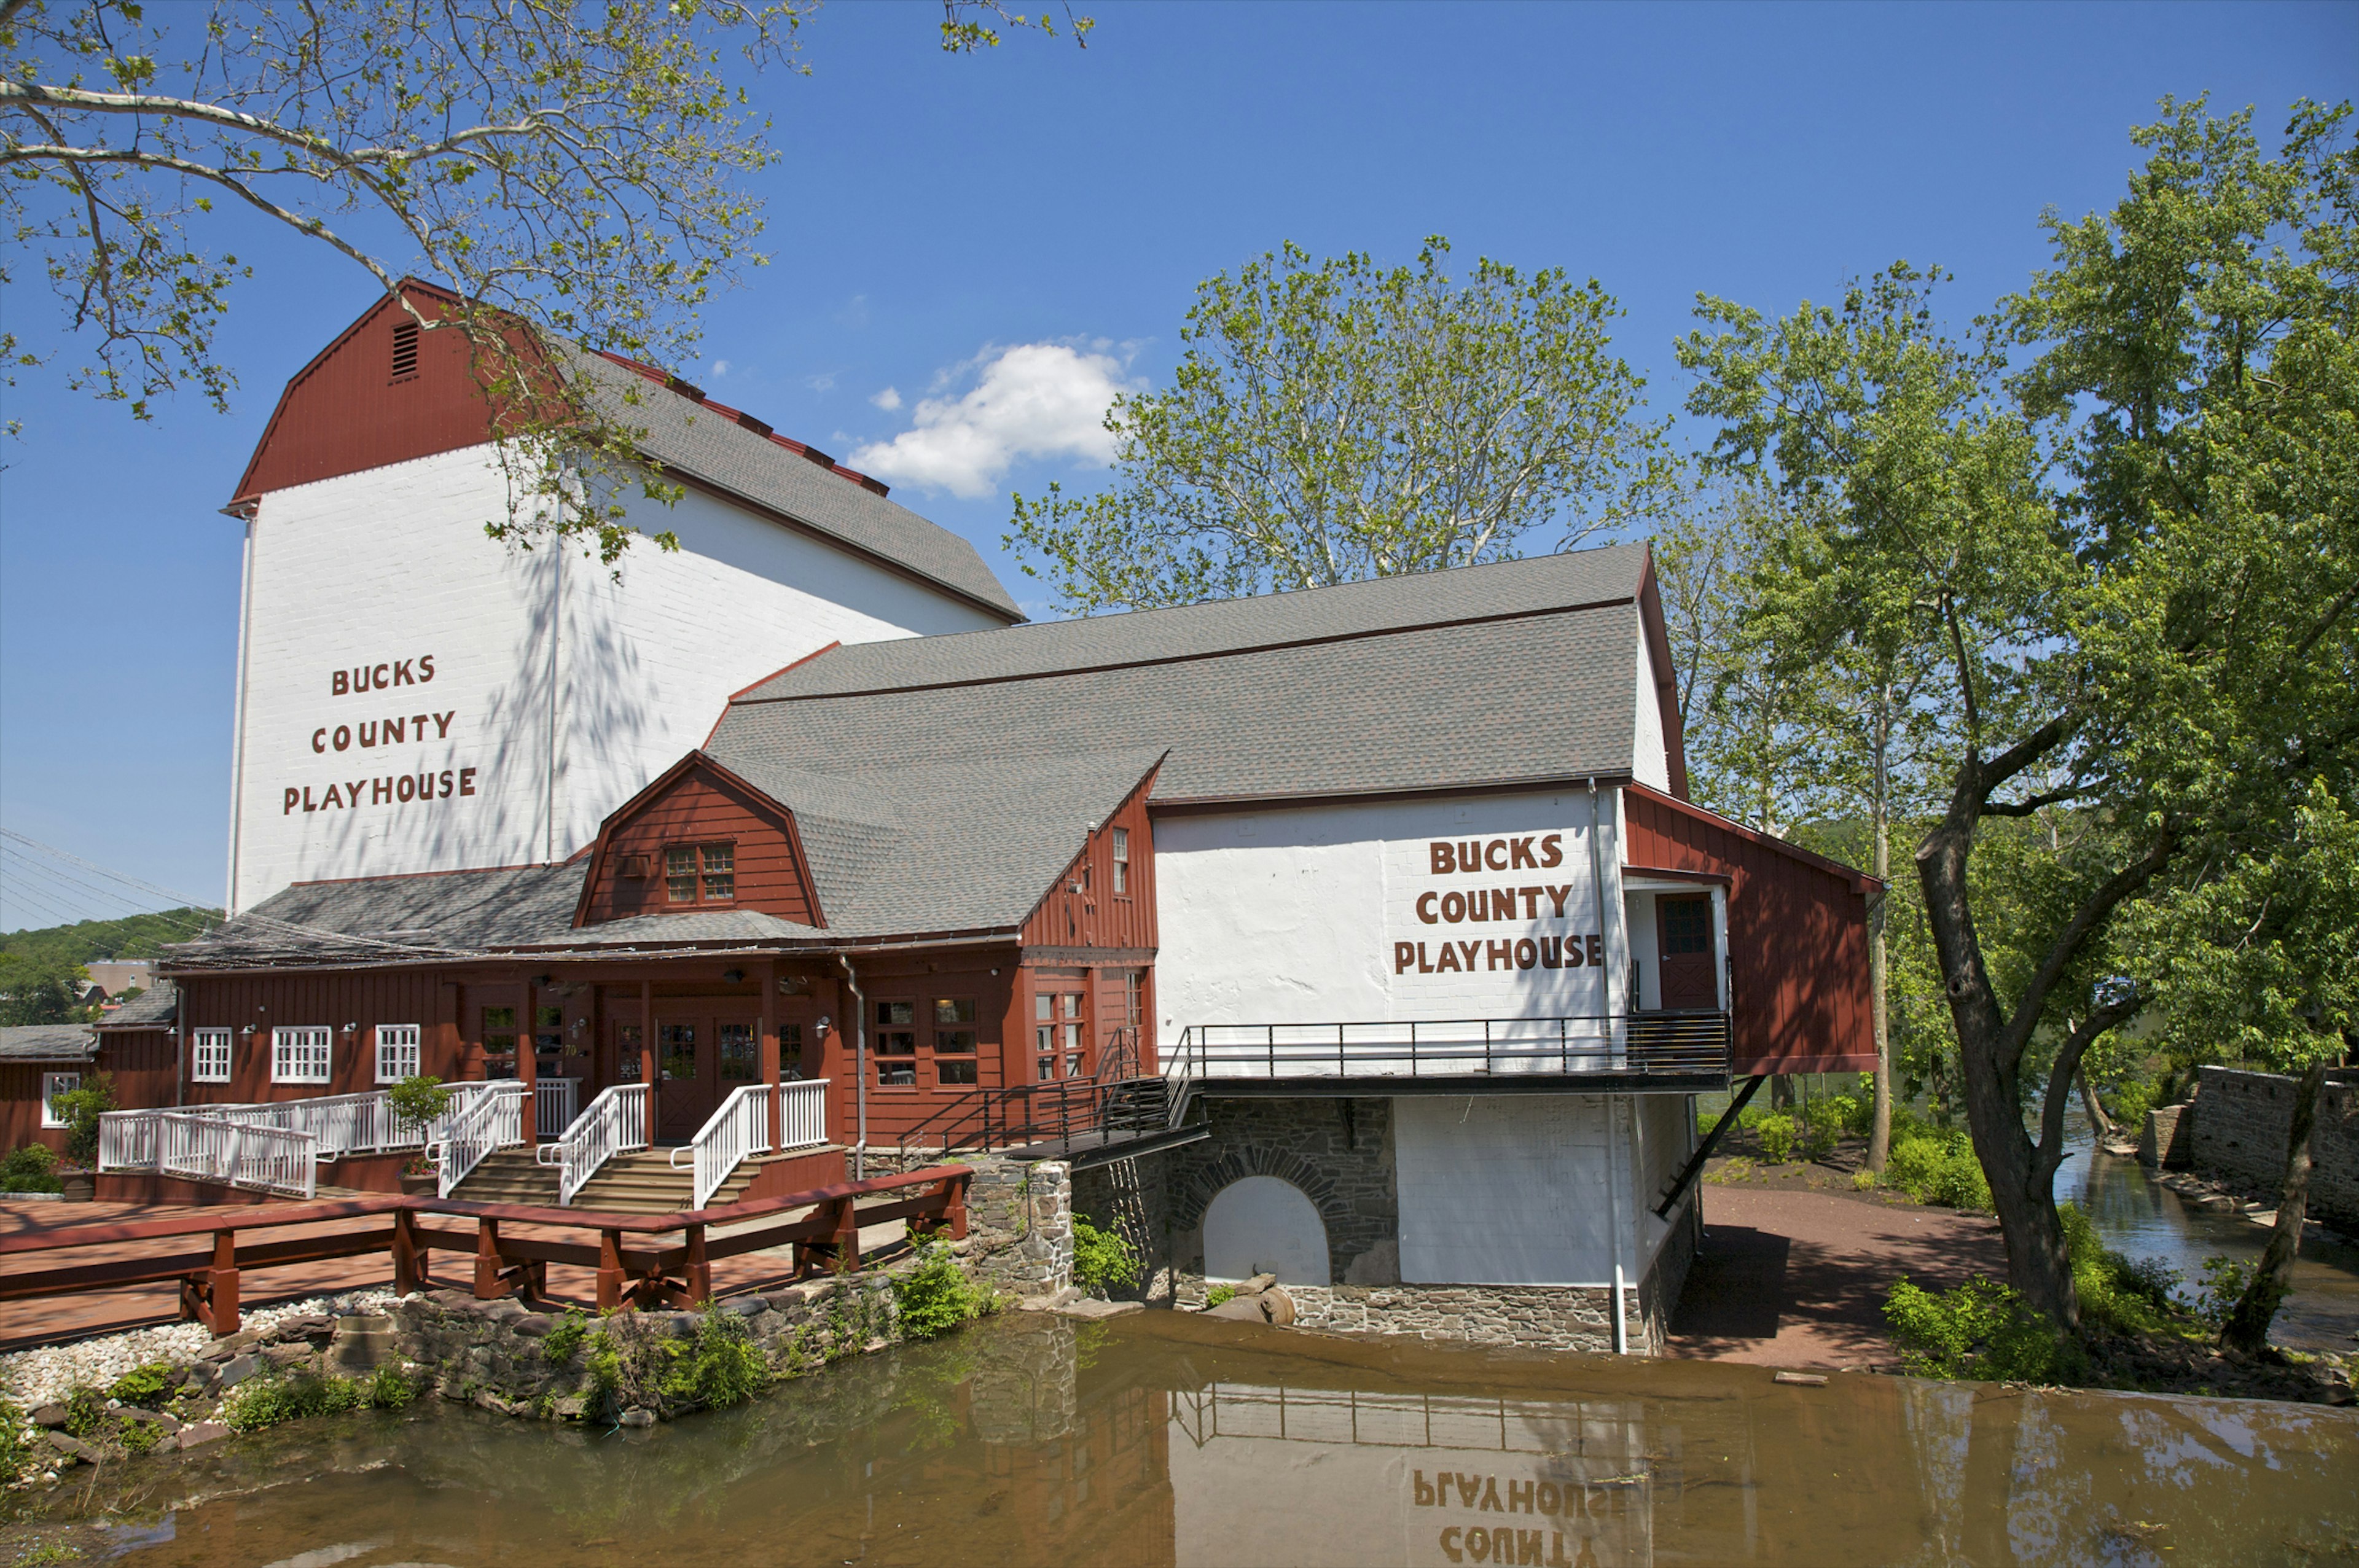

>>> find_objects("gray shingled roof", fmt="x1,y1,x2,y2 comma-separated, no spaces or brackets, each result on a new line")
96,978,177,1030
740,541,1649,700
0,1024,96,1062
713,547,1649,806
172,864,589,967
576,352,1022,622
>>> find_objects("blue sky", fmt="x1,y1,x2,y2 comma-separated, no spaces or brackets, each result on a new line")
2,1,2352,928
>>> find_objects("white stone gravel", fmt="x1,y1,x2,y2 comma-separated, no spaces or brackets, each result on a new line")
0,1290,397,1410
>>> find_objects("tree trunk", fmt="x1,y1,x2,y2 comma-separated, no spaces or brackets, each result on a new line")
2075,1063,2113,1143
1916,808,2079,1325
2220,1056,2329,1355
1868,701,1894,1172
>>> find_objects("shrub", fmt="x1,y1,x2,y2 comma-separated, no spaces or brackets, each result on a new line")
1203,1283,1238,1309
1886,1131,1990,1211
49,1075,114,1166
0,1402,36,1483
1753,1115,1798,1164
662,1309,770,1409
2059,1204,2178,1335
1072,1215,1143,1295
220,1366,413,1433
2195,1257,2258,1330
1,1144,62,1194
1884,1276,2071,1383
106,1363,173,1406
387,1074,452,1127
893,1241,988,1340
59,1389,109,1438
1799,1100,1845,1161
2107,1078,2159,1130
1852,1168,1880,1191
541,1308,589,1365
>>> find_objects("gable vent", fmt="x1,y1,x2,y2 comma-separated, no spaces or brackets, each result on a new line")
390,320,420,380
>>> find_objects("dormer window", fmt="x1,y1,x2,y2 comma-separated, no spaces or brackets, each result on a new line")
665,841,735,904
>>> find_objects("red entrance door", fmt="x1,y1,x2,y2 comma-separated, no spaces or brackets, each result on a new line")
652,1008,762,1142
1657,895,1719,1010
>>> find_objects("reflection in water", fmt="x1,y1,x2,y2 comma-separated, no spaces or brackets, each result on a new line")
6,1313,2353,1568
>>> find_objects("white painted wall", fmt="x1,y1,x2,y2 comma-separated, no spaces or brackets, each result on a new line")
1203,1174,1331,1284
225,445,1004,910
1633,630,1671,791
1155,790,1630,1051
1393,1094,1624,1285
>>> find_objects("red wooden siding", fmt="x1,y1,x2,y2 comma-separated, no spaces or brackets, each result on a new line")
577,759,822,927
231,283,506,505
1019,772,1159,953
0,1063,74,1155
1622,784,1878,1074
180,970,456,1104
96,1031,179,1113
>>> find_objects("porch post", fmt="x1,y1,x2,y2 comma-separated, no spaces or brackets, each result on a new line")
639,978,657,1101
518,972,541,1141
761,959,782,1151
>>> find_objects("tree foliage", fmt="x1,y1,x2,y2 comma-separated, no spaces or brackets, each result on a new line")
1008,238,1675,614
2,0,1083,563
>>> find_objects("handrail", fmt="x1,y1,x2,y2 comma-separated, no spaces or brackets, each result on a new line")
156,1112,316,1199
535,1082,650,1206
109,1082,504,1172
534,1077,582,1140
894,1073,1168,1166
1164,1010,1730,1082
435,1081,528,1199
97,1109,164,1172
669,1080,832,1211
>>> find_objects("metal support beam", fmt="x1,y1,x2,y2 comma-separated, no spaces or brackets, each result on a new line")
1653,1074,1767,1219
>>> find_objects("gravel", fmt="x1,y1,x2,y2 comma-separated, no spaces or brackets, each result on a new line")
0,1290,397,1410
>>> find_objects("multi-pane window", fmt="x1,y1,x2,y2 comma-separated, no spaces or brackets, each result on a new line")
533,1005,565,1068
272,1026,332,1084
875,1000,917,1086
660,1023,698,1081
40,1072,80,1127
375,1024,421,1084
1035,989,1086,1081
665,842,736,904
482,1005,519,1078
780,1023,805,1080
719,1023,757,1082
1111,827,1130,894
1662,897,1713,956
934,997,978,1086
616,1024,643,1082
192,1028,232,1084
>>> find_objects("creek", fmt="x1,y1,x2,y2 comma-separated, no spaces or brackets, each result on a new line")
7,1309,2354,1567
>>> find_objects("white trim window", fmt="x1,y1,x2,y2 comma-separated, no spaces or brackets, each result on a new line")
192,1029,233,1084
1112,826,1130,894
272,1026,332,1084
40,1072,80,1128
375,1024,421,1084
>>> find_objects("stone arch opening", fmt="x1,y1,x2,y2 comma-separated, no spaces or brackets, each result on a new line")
1203,1174,1331,1285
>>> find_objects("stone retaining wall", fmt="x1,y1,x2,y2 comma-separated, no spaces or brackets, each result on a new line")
1250,1283,1618,1352
2139,1104,2194,1169
2188,1067,2359,1234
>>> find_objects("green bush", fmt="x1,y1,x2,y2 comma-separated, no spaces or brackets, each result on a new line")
0,1402,36,1483
1753,1114,1798,1163
1072,1214,1143,1295
2107,1078,2159,1130
1,1144,62,1194
1203,1283,1238,1309
662,1309,770,1409
106,1363,173,1406
541,1308,589,1365
48,1075,114,1166
387,1074,453,1126
1799,1100,1845,1161
220,1365,413,1433
1886,1131,1990,1211
1884,1276,2073,1383
2195,1256,2257,1330
893,1241,988,1340
2059,1203,2179,1335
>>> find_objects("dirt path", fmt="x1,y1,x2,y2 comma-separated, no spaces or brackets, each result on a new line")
1666,1185,2006,1370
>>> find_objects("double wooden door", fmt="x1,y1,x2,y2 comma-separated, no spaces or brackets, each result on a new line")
620,1000,821,1144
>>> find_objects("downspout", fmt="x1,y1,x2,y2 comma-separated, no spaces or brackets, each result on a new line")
1606,1096,1629,1354
838,956,867,1180
1586,778,1618,1034
544,543,563,865
223,505,259,914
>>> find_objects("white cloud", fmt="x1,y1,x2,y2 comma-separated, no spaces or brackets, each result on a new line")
710,359,731,378
870,386,903,412
850,341,1136,499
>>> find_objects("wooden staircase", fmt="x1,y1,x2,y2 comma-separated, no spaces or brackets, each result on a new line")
448,1148,810,1214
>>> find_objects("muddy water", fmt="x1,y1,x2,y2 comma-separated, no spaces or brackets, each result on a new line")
11,1313,2355,1568
2057,1118,2359,1354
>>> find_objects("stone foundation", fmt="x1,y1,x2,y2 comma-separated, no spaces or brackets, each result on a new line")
1632,1198,1700,1354
2188,1067,2358,1235
2140,1103,2194,1169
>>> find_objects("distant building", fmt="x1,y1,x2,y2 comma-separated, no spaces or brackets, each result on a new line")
85,959,156,999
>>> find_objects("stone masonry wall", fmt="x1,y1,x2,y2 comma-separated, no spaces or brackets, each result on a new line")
1277,1284,1618,1352
1157,1097,1400,1287
2189,1067,2359,1235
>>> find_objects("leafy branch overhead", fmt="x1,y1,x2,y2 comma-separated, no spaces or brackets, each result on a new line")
1,0,1086,564
1008,238,1677,614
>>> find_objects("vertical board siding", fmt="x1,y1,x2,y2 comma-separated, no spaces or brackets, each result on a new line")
180,970,454,1102
1019,773,1160,953
1623,787,1877,1074
0,1063,73,1154
581,765,820,926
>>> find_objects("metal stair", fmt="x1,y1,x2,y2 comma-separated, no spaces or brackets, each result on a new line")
450,1147,826,1214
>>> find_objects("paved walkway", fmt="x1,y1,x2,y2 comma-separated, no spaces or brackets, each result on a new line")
1666,1185,2008,1369
0,1197,908,1351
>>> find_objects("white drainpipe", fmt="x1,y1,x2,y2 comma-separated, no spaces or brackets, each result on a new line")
839,956,867,1180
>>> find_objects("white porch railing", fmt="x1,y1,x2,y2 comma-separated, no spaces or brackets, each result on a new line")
672,1079,831,1212
157,1112,316,1199
534,1077,582,1140
97,1109,163,1171
536,1083,650,1206
434,1081,529,1198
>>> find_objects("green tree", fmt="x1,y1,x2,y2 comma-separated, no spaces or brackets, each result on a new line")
1678,98,2358,1327
1008,238,1675,614
2,0,1082,563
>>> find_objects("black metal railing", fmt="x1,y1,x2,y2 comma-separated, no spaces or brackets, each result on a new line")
1165,1010,1731,1082
894,1069,1170,1165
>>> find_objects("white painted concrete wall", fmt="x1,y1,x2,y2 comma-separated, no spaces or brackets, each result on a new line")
225,445,1004,910
1393,1094,1621,1285
1155,790,1630,1051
